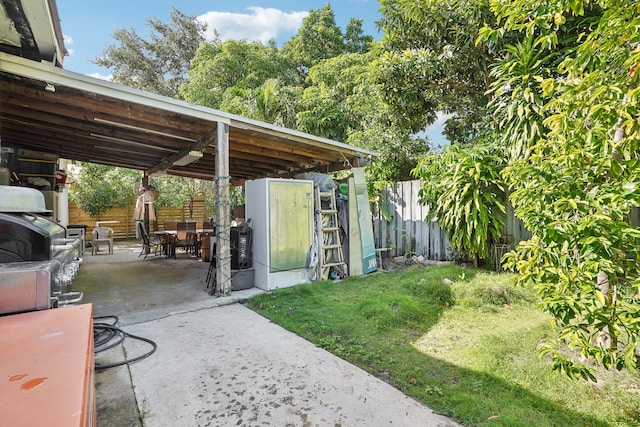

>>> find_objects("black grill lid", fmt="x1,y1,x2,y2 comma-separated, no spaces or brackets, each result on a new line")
0,213,64,262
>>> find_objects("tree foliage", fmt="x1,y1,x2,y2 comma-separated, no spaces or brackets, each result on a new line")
94,7,206,97
377,0,501,144
411,142,506,265
252,78,300,127
297,51,431,188
344,18,375,54
297,53,370,141
485,0,640,377
178,4,424,188
153,176,215,219
70,163,217,219
371,48,440,134
69,163,140,218
91,5,426,194
181,39,297,109
282,5,373,79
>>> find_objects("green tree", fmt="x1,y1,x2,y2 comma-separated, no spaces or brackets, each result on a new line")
281,5,374,81
153,176,216,219
282,4,346,78
296,51,431,189
180,39,297,110
377,0,503,144
371,48,440,134
344,18,375,54
70,163,216,220
296,53,365,141
69,163,140,218
95,7,207,97
251,78,300,127
486,1,640,377
412,142,506,266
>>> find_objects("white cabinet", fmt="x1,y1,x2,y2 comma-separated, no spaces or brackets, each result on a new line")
245,178,314,290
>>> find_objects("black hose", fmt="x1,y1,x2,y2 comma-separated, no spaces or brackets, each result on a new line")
94,323,125,352
93,316,157,371
93,315,123,350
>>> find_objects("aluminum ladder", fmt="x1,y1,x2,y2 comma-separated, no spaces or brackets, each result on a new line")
315,187,347,280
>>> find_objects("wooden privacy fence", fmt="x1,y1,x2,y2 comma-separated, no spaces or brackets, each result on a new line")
373,180,532,261
68,197,211,239
373,181,450,260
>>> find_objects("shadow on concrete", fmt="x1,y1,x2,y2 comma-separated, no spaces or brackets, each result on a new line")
73,239,262,426
75,240,465,427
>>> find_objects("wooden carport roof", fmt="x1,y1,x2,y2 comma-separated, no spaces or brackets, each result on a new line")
0,53,375,184
0,0,377,296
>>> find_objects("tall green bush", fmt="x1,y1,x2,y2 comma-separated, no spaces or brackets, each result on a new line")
412,142,506,266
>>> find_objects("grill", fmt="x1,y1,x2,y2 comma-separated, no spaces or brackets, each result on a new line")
0,187,83,315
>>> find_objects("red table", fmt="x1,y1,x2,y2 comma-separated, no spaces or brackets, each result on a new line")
0,304,96,427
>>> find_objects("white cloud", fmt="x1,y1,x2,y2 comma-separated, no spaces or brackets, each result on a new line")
63,33,73,46
197,7,307,44
420,112,452,149
88,72,113,81
63,33,74,56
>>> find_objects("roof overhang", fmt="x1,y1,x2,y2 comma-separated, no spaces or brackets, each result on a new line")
0,0,66,66
0,53,376,184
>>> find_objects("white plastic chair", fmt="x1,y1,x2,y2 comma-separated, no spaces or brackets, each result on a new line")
92,227,114,255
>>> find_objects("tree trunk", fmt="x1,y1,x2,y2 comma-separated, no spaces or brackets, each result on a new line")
596,271,612,349
595,113,626,352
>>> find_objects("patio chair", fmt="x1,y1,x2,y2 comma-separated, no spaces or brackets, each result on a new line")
92,227,114,255
137,222,162,259
172,222,198,258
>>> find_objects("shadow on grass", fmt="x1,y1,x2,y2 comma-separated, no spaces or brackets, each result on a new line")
247,266,634,427
370,343,613,427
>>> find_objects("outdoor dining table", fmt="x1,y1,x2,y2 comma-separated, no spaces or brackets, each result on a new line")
154,229,214,236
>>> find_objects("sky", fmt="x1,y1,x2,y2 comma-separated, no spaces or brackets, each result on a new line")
54,0,447,145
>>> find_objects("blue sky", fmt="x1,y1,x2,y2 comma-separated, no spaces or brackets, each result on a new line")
56,0,382,78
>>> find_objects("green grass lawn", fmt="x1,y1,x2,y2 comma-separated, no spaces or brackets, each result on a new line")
246,264,640,427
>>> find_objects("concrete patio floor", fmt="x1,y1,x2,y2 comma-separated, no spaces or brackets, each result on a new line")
73,240,460,426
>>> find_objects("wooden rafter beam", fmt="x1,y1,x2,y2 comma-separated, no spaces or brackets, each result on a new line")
146,125,218,176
